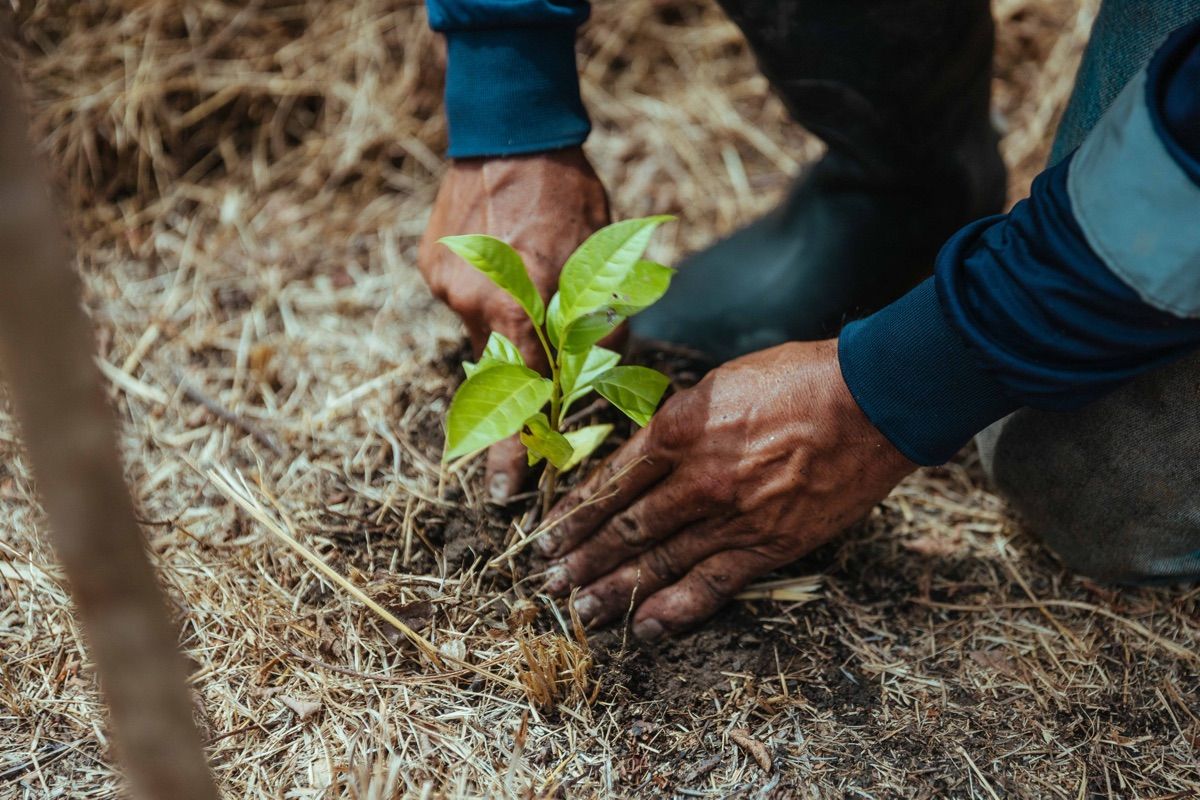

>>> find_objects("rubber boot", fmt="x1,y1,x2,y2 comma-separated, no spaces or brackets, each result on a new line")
632,0,1007,361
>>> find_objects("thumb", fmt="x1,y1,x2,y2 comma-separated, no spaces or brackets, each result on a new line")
485,433,529,503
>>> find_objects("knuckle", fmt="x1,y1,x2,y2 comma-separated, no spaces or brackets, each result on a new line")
758,533,805,564
644,546,682,583
485,297,531,330
648,407,688,450
607,512,650,548
544,517,579,553
694,568,733,605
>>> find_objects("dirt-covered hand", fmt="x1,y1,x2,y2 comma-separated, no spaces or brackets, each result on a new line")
418,147,611,500
540,339,916,639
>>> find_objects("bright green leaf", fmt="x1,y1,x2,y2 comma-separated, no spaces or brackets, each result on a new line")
550,292,625,355
546,292,564,349
520,413,574,470
463,356,516,378
463,332,525,378
439,235,546,326
560,309,624,354
481,331,525,367
610,260,675,316
444,365,552,461
593,365,670,427
462,358,490,378
557,216,674,325
560,346,620,415
561,424,613,472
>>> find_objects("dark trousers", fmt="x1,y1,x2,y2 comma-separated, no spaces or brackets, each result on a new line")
978,0,1200,584
719,0,1200,582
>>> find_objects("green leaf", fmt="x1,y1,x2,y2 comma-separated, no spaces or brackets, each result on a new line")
439,235,546,326
557,216,674,325
560,309,624,353
593,366,670,427
481,331,525,366
520,413,574,469
610,260,675,316
546,292,564,349
463,333,525,378
560,346,620,415
551,291,623,354
444,364,553,461
561,424,613,472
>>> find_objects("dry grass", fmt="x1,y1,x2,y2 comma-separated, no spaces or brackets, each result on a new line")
1,0,1197,797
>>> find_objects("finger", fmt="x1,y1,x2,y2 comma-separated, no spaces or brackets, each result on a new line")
539,429,669,559
465,318,490,358
485,434,529,502
569,518,730,626
507,327,549,375
487,301,550,375
546,476,710,594
630,549,775,641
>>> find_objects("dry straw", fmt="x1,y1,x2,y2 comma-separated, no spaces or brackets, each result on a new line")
2,0,1198,797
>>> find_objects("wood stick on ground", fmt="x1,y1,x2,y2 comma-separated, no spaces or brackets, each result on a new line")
174,369,285,456
0,56,217,800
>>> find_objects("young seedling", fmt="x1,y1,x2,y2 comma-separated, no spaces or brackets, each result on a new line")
439,216,675,519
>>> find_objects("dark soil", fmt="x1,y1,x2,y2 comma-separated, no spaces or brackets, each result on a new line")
318,341,1200,798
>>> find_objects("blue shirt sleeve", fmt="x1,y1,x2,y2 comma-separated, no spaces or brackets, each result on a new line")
839,19,1200,465
425,1,591,158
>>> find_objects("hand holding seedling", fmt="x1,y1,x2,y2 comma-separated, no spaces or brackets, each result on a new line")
419,148,612,499
437,213,677,520
540,339,917,640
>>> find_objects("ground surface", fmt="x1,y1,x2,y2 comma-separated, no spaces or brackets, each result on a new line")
1,1,1198,798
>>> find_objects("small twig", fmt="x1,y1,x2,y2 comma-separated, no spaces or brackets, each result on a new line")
282,647,469,686
175,370,284,456
914,598,1200,665
560,397,606,429
735,575,823,603
206,465,530,693
958,745,1002,800
0,741,75,783
207,464,443,665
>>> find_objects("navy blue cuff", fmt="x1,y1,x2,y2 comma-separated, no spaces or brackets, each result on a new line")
1148,18,1200,184
838,278,1020,465
443,26,590,158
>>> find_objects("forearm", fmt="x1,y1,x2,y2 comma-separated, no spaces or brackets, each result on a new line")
840,19,1200,465
425,1,591,157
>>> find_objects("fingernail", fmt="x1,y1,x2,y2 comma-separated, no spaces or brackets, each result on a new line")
488,473,510,502
573,594,601,622
633,618,664,642
536,533,557,556
543,564,569,595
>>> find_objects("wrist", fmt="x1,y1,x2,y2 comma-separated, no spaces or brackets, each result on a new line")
771,339,917,478
837,277,1020,466
814,339,918,478
442,26,590,159
450,145,589,169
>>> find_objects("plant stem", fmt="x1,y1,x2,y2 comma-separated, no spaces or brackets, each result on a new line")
532,322,557,383
541,465,559,520
542,348,563,519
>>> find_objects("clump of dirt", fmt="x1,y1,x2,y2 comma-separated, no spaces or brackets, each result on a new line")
388,341,871,738
306,338,1200,797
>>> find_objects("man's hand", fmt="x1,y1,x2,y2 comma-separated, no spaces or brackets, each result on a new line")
539,339,916,639
419,147,610,500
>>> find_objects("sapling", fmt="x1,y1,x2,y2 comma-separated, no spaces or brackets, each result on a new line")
439,216,675,518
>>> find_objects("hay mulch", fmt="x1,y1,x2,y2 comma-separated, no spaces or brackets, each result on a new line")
2,0,1198,797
